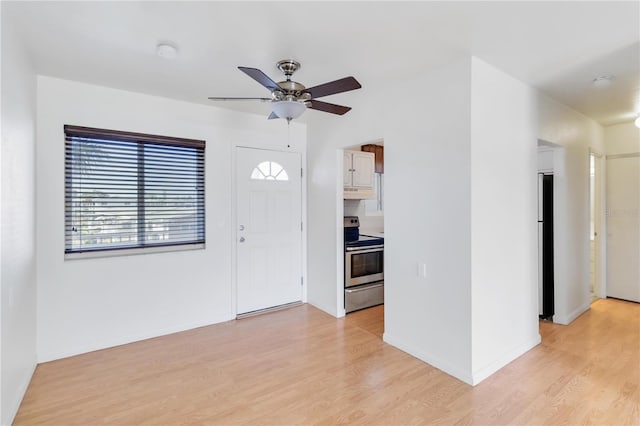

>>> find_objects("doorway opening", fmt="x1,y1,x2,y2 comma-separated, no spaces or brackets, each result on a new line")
340,140,385,338
589,151,603,302
537,143,557,322
538,173,554,321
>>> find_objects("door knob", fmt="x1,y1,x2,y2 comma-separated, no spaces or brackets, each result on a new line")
239,225,245,231
239,237,246,243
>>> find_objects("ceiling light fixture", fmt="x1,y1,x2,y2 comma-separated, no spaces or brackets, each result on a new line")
592,75,615,88
208,59,360,123
271,100,307,122
156,43,178,59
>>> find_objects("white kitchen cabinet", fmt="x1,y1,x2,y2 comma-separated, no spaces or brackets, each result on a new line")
344,150,375,199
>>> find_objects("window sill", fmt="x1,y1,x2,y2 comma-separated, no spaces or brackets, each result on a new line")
64,243,205,261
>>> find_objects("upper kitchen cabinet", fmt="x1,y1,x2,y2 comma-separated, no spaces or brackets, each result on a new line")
361,144,384,173
344,150,375,199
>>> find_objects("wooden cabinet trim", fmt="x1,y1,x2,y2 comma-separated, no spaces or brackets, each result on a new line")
361,144,384,173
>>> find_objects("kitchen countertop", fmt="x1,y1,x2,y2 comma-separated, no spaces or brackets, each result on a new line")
360,229,384,239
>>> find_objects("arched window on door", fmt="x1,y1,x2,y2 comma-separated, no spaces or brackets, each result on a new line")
250,161,289,181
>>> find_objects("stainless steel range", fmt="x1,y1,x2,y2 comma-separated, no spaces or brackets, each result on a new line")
344,216,384,313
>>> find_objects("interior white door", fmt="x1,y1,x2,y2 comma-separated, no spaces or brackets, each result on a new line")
236,147,302,314
606,155,640,302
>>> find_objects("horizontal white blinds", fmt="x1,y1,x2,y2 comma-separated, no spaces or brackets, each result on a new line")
64,125,205,254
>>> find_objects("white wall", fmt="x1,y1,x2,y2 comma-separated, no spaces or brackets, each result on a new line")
538,95,604,324
36,76,306,362
308,56,542,385
343,199,383,234
1,16,38,426
604,122,640,302
469,58,540,383
605,122,640,155
383,57,474,382
537,148,554,173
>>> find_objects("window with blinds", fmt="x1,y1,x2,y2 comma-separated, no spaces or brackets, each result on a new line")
64,125,205,256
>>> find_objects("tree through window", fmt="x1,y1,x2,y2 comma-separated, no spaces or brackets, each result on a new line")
64,125,205,255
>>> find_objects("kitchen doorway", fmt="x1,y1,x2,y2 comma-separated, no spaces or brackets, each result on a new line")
235,147,303,315
341,140,385,336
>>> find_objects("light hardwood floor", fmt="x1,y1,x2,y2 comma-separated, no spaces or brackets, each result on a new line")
15,298,639,425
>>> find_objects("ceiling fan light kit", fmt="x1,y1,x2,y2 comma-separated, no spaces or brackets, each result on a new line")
271,100,307,120
208,59,361,122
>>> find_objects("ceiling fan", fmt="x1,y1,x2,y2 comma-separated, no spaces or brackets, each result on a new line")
208,59,361,122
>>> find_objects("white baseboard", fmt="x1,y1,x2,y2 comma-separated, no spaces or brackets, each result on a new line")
307,301,338,318
471,333,541,385
3,360,37,426
38,313,234,363
383,332,474,385
383,332,543,387
554,302,590,325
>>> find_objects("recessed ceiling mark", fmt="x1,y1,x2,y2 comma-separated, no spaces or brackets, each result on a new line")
592,75,615,88
156,43,178,60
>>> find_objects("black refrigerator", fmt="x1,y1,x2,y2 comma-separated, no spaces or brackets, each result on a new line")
538,174,554,320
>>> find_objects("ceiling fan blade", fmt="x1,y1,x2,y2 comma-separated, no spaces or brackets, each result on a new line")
208,97,271,101
304,76,361,99
238,67,280,91
267,112,278,120
307,100,352,115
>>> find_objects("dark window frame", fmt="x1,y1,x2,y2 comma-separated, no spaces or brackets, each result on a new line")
64,125,205,256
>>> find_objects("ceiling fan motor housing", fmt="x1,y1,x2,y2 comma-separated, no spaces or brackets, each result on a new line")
274,81,308,103
274,60,307,102
276,59,301,78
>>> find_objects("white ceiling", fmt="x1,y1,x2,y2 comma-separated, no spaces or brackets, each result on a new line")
5,1,639,126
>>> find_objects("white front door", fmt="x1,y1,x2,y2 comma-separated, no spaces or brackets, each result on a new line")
236,147,302,314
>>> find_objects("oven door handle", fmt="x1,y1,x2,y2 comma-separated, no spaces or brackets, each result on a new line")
346,245,384,252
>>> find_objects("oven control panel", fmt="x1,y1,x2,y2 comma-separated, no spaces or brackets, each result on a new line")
344,216,360,228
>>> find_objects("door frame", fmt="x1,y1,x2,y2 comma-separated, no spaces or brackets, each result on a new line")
589,149,606,300
231,142,307,317
537,141,562,322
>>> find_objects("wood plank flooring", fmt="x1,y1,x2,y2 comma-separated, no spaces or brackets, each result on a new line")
14,298,639,425
344,305,385,339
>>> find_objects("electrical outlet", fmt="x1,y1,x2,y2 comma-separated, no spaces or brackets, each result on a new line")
417,262,427,278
